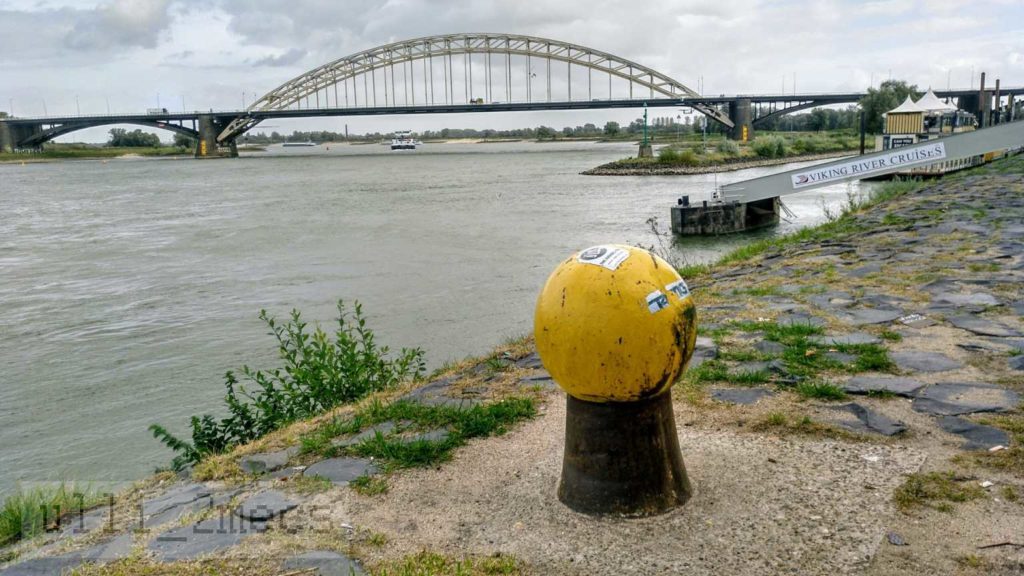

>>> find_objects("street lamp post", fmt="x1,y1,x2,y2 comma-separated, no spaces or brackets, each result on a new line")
638,102,653,158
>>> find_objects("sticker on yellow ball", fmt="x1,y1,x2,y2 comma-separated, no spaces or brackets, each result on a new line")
666,280,690,298
577,245,630,271
646,290,669,314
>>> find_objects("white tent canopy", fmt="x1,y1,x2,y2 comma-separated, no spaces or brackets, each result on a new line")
888,95,925,114
915,89,958,113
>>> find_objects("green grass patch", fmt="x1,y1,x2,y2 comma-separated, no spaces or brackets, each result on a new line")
685,359,730,383
750,413,850,439
301,397,536,472
880,330,903,342
351,475,389,496
730,370,771,385
0,483,105,546
893,471,985,512
374,551,521,576
794,381,847,400
730,285,782,297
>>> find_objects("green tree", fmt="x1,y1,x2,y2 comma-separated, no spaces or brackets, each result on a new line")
603,121,620,136
107,128,161,147
859,80,921,133
173,133,196,149
536,126,555,139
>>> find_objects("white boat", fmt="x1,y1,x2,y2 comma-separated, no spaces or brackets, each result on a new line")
391,131,417,150
282,141,317,147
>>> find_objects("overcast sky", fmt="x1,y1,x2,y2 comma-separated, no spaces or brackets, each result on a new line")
3,0,1022,140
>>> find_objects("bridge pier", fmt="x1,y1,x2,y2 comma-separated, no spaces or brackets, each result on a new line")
196,115,238,158
728,99,753,142
0,122,43,153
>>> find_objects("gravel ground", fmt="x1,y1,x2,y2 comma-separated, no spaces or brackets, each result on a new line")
330,394,925,575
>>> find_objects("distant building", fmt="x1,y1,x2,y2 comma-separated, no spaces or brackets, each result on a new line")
878,89,986,175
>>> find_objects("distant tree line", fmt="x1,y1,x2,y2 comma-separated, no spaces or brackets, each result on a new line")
107,128,161,147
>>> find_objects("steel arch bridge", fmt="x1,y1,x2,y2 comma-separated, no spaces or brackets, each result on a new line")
218,32,732,142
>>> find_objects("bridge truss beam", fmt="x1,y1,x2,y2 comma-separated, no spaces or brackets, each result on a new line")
219,33,732,142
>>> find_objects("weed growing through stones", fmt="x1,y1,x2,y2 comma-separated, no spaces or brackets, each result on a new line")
150,301,426,470
301,397,536,471
351,475,389,496
893,472,985,512
795,381,847,401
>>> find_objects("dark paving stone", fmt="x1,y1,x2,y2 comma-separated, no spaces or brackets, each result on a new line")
765,299,804,313
754,340,786,355
142,483,211,519
239,447,298,475
149,516,264,562
733,361,770,375
912,383,1022,416
234,491,299,522
283,550,365,576
920,278,961,295
808,332,882,346
776,313,826,328
891,351,963,373
519,370,553,382
936,416,1011,451
60,505,112,537
304,458,378,485
842,376,926,398
932,292,1000,307
957,340,1006,353
400,428,451,443
709,388,774,405
830,403,907,436
0,555,93,576
835,307,903,326
514,352,543,370
947,315,1023,337
859,294,909,309
824,352,856,365
399,377,456,402
807,291,854,310
1010,355,1024,371
415,395,482,409
689,336,718,369
332,422,398,448
74,533,133,562
847,262,883,278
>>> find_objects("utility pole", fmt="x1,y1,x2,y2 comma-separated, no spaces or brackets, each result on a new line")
76,95,81,116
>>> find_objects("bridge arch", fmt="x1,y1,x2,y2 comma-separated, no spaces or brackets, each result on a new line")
20,120,198,148
220,33,731,141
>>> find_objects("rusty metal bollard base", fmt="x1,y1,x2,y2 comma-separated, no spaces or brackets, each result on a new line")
558,393,692,516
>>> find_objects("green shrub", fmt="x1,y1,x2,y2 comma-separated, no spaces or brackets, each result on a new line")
150,301,426,470
717,140,740,156
657,146,680,163
752,136,787,158
677,149,700,166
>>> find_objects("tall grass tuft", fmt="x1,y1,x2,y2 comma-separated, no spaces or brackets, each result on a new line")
0,483,102,546
150,301,426,470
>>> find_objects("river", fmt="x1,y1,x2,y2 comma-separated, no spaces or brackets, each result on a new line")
0,140,871,496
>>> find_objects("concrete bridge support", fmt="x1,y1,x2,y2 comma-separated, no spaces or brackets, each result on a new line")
0,122,43,153
196,115,237,158
728,98,753,142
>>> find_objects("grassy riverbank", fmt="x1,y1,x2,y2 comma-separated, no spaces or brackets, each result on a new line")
3,155,1023,575
0,144,189,163
584,131,863,175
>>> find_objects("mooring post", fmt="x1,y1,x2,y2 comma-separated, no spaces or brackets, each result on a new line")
534,244,697,515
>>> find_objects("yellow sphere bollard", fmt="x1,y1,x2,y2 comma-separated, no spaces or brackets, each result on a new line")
535,244,697,515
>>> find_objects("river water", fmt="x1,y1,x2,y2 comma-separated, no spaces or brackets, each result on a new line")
0,141,869,495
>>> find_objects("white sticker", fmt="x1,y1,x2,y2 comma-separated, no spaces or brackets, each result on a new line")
646,290,669,314
577,245,630,271
665,279,690,299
